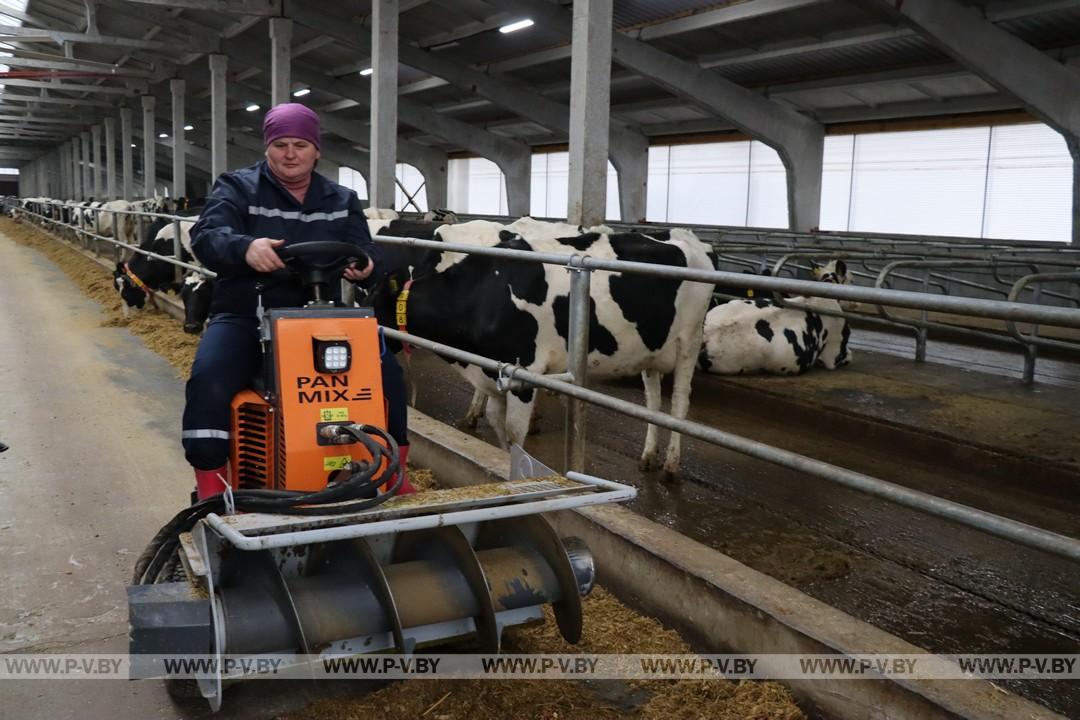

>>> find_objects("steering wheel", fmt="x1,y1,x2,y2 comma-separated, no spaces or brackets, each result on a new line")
273,241,370,289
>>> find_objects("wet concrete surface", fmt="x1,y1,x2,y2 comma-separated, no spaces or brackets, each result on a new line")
404,345,1080,718
0,235,379,719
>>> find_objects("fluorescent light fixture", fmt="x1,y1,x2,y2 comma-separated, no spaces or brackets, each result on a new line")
245,103,260,112
158,132,168,138
499,18,534,34
130,143,136,147
292,87,311,97
183,124,193,131
359,67,373,76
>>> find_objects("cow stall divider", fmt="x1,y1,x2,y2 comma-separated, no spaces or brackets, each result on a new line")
371,231,1080,565
4,197,1079,564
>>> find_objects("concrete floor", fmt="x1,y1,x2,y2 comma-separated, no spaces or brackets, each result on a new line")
0,235,374,719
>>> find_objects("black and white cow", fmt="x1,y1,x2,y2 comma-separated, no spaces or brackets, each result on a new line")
698,296,852,375
179,272,215,334
698,259,853,376
113,216,198,315
367,217,714,474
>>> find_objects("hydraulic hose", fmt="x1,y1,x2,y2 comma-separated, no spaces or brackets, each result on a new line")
133,424,401,585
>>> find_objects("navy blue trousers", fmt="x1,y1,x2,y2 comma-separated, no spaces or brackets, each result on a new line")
182,315,408,470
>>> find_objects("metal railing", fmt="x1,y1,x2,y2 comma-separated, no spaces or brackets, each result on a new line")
6,197,1079,563
370,232,1080,563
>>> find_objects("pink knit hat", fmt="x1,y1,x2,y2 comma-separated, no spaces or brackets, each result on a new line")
263,103,321,149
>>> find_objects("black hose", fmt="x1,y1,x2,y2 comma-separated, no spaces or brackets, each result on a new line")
134,424,402,585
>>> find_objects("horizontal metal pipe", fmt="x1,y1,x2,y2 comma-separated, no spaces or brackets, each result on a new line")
382,328,1080,563
206,474,636,551
373,235,1080,329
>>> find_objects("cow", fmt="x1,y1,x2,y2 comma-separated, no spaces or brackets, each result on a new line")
423,208,459,224
366,218,714,474
810,259,850,285
179,271,215,334
698,295,852,376
113,216,199,316
364,207,399,221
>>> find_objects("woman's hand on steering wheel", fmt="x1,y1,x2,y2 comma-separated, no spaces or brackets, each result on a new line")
343,256,375,282
246,237,286,272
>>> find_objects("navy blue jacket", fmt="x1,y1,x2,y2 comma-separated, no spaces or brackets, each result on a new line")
191,161,377,317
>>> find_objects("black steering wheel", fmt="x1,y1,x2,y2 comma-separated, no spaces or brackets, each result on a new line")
274,241,370,290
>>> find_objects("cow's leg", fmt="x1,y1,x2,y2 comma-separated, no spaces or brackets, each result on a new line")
483,392,509,448
461,389,487,428
663,336,701,475
639,369,663,471
504,388,535,449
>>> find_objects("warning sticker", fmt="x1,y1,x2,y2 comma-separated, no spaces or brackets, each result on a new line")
323,455,352,472
318,407,349,422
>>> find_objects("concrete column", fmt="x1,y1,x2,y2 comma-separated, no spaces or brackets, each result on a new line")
370,0,398,209
269,18,292,107
71,139,81,200
610,135,649,224
141,95,156,199
80,132,91,199
399,143,448,210
104,117,116,199
120,107,133,201
91,124,103,197
170,78,187,200
567,0,612,226
59,143,68,199
209,54,228,180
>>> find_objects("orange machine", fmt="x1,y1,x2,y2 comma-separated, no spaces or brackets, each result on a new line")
231,308,388,492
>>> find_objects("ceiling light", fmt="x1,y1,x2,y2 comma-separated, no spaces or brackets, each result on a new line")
130,143,136,147
183,124,193,131
158,132,168,138
245,103,260,112
499,18,534,34
359,67,373,76
292,87,310,97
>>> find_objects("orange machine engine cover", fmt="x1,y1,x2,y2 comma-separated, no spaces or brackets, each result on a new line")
269,308,388,492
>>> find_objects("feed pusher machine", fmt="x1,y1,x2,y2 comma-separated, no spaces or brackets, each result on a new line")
126,242,636,709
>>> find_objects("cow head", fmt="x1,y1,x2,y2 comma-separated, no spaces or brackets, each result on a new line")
422,208,459,224
810,259,850,285
113,261,148,310
180,272,214,334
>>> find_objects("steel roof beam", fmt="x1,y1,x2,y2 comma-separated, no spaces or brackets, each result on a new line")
0,77,139,94
0,91,115,107
2,54,152,76
630,0,825,41
0,24,218,53
115,0,281,15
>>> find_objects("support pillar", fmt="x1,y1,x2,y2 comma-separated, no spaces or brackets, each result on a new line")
209,54,228,180
80,132,91,199
400,143,448,210
91,124,103,198
120,107,133,201
610,132,649,224
141,95,156,199
269,18,292,107
370,0,398,210
567,0,612,227
71,139,82,201
104,117,116,199
171,78,187,200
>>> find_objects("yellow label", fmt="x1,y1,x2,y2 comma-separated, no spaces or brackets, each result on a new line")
319,407,349,422
747,289,754,298
323,455,352,472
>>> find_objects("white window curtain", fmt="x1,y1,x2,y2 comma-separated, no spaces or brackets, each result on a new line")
982,124,1072,242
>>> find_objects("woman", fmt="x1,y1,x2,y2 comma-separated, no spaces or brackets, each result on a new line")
181,103,413,499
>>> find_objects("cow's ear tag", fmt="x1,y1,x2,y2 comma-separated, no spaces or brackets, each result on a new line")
389,277,399,293
747,289,754,298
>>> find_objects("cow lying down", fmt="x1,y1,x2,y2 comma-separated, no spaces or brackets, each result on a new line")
699,295,852,375
368,217,714,474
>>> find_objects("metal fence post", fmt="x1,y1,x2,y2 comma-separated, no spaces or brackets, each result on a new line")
916,271,929,362
565,258,591,473
172,217,183,286
1023,283,1042,384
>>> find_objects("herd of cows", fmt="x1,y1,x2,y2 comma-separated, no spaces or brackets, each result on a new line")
10,196,853,473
